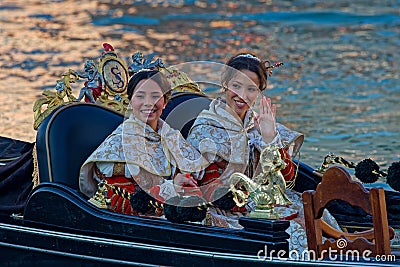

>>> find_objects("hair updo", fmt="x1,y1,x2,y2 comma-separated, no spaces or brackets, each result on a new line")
221,53,268,91
127,70,172,102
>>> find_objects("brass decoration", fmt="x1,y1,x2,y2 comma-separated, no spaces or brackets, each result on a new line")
97,92,130,114
128,51,203,94
317,153,356,174
128,51,165,75
88,181,111,209
33,44,203,131
99,49,129,96
33,44,131,130
229,145,292,219
32,143,40,188
97,45,130,113
204,210,212,226
162,66,203,94
33,70,78,130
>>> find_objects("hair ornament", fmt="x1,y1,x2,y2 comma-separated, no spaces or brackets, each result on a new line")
265,61,284,76
234,53,261,62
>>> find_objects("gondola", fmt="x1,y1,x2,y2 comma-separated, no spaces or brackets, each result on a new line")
0,92,399,266
1,44,399,266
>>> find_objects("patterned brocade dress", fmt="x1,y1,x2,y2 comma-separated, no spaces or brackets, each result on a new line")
79,114,208,216
187,99,340,253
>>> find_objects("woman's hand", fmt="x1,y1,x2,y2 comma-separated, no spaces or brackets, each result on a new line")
173,173,198,192
255,96,276,143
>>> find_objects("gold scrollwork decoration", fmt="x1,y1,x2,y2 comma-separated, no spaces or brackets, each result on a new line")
162,66,204,94
33,43,207,131
97,93,130,114
33,70,78,130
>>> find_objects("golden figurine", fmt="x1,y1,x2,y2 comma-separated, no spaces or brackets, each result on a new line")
229,145,292,219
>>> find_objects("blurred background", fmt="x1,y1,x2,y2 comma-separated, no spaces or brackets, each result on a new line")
0,0,399,170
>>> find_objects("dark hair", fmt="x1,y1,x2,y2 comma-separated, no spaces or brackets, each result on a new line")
222,53,268,91
127,70,171,102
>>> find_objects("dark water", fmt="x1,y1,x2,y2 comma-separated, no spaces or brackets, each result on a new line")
1,0,399,173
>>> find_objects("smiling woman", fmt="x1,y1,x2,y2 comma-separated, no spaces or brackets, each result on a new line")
79,69,209,217
225,69,260,121
127,70,171,131
185,52,317,253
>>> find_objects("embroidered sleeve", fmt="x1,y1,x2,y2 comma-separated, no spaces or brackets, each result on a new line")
198,163,223,201
192,153,223,181
279,148,295,181
249,131,283,152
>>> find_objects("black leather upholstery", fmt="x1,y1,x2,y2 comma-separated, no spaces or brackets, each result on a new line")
35,93,210,190
36,103,124,189
162,92,211,138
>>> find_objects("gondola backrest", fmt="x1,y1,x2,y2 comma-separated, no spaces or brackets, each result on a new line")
302,166,394,258
36,103,124,189
161,92,211,138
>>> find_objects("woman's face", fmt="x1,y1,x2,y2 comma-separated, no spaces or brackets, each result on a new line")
130,78,166,130
225,69,260,121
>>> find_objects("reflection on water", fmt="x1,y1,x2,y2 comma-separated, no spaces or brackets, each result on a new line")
0,0,399,169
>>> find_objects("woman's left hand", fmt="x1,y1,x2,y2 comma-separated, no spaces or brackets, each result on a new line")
173,173,198,192
255,96,276,143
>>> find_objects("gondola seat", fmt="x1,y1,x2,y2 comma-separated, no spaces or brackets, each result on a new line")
161,92,211,138
35,103,124,190
302,166,394,259
24,93,294,259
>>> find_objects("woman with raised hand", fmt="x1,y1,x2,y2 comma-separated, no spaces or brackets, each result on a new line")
79,69,208,217
187,52,331,253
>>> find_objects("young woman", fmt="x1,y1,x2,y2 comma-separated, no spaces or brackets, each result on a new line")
79,69,208,216
186,52,339,253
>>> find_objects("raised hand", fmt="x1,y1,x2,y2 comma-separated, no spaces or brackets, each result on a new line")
256,96,276,143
